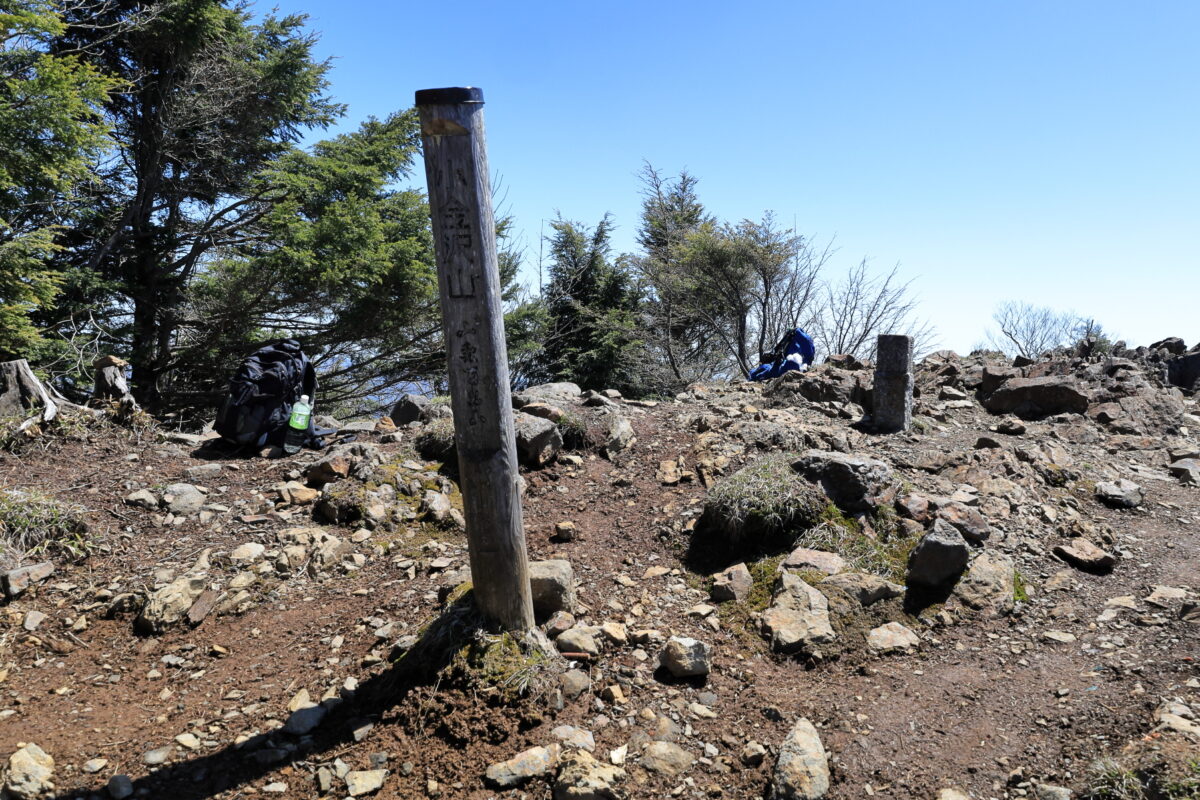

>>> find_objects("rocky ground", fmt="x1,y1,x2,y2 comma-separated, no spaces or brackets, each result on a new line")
1,342,1198,800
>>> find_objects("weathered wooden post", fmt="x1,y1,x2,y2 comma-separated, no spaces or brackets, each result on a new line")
873,334,913,433
415,87,535,632
92,355,137,408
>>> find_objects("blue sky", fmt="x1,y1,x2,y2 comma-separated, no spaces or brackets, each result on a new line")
269,0,1199,353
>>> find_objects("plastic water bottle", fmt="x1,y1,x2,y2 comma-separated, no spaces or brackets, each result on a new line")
283,395,311,454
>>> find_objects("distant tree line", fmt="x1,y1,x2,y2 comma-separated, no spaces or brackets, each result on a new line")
2,0,931,418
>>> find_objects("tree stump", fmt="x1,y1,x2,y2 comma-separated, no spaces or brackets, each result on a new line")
0,359,101,436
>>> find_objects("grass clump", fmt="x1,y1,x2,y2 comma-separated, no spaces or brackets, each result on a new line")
701,452,826,548
414,418,457,463
445,629,552,704
800,516,917,583
1084,750,1200,799
557,410,597,450
0,488,91,569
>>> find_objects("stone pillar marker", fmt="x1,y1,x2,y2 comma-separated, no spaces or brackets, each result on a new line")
873,334,913,432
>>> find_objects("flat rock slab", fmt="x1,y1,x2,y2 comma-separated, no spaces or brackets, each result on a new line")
345,769,386,796
867,622,920,654
762,574,835,655
783,548,845,576
485,744,560,788
1053,540,1116,574
2,562,55,598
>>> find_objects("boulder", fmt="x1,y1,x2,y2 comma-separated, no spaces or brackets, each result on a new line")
710,562,753,602
979,365,1020,395
604,414,634,455
640,742,695,775
981,376,1089,418
184,463,222,481
952,552,1015,616
162,483,204,515
305,442,382,486
1053,540,1116,574
124,488,159,509
2,743,54,800
136,573,207,634
229,542,265,563
935,502,991,544
556,627,601,657
2,562,55,599
659,636,712,677
772,718,830,799
553,749,625,800
765,368,871,406
761,573,835,654
1167,351,1200,391
420,490,457,526
1150,336,1188,355
905,519,970,589
1169,458,1200,486
521,402,567,423
513,412,563,467
1095,479,1144,508
389,393,429,425
791,450,893,513
514,381,582,408
530,560,577,616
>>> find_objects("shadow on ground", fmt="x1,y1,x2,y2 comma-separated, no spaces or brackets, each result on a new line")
39,601,520,800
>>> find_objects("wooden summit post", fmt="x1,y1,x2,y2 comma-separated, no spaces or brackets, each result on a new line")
415,87,535,632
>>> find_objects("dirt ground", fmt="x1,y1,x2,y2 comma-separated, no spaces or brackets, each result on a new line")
1,383,1197,800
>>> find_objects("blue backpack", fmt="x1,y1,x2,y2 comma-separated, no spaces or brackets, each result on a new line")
749,328,816,381
215,339,320,448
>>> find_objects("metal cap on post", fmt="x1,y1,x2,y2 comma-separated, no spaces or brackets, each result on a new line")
415,87,483,105
415,86,535,633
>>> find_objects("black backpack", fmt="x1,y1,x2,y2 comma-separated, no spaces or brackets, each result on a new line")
215,339,320,449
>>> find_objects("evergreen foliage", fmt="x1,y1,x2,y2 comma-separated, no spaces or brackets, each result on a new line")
47,0,340,401
0,1,116,360
539,214,642,393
